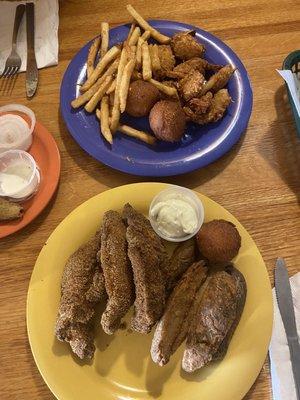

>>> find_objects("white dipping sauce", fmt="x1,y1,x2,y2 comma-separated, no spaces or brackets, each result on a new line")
150,195,198,238
0,162,32,196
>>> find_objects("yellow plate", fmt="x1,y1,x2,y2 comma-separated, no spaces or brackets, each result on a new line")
27,183,273,400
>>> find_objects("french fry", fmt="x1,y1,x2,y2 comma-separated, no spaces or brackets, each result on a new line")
110,47,128,132
141,30,151,41
149,78,178,97
142,42,152,81
106,79,116,94
118,124,156,145
81,46,121,92
149,44,161,72
136,37,143,70
71,58,120,108
109,92,115,107
126,4,170,44
131,70,142,80
100,22,109,58
128,26,141,46
99,96,113,144
84,75,113,113
87,37,101,78
126,22,136,43
119,59,136,113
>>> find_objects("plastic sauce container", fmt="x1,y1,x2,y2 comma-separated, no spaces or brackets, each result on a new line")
0,150,40,201
149,185,204,242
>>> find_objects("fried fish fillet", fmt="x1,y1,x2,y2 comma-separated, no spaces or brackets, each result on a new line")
182,266,246,372
100,210,134,335
178,69,205,102
170,31,205,60
156,45,176,78
123,203,168,333
0,198,23,221
55,231,106,359
167,58,222,79
151,261,208,366
166,238,196,292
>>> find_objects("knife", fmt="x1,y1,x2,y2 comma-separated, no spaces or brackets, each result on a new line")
26,3,38,98
275,258,300,400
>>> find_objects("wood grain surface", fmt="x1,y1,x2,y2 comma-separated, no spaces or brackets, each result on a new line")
1,0,300,399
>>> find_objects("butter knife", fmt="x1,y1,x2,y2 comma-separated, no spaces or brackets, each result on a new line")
275,258,300,400
26,3,38,98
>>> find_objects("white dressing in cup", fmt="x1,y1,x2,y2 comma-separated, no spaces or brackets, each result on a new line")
149,186,204,242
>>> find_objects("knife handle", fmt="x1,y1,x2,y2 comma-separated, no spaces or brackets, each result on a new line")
12,4,25,48
26,3,35,52
289,337,300,400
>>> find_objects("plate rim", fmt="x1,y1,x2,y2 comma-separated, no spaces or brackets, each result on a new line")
0,121,61,239
60,20,253,177
27,182,273,400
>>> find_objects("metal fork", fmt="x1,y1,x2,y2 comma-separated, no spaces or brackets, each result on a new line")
1,4,25,78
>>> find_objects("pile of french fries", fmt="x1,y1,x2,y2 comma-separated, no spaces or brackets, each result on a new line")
71,4,178,146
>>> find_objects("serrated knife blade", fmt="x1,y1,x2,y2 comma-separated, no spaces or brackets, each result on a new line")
275,258,300,399
26,3,38,98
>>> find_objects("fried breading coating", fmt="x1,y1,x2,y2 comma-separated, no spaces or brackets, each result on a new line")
166,238,196,292
170,31,205,60
0,198,23,221
151,261,207,366
55,231,105,359
167,58,222,79
201,65,235,95
123,203,168,333
184,89,231,125
155,45,176,78
187,92,213,116
178,69,205,102
100,210,134,334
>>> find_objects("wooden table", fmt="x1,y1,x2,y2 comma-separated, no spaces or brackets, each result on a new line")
1,0,300,398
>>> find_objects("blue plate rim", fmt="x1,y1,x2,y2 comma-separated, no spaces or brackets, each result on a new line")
60,19,253,177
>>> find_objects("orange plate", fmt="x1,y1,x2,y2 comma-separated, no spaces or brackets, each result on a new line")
0,121,61,239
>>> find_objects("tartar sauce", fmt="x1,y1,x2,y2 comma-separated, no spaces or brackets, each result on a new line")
150,194,198,238
0,163,32,196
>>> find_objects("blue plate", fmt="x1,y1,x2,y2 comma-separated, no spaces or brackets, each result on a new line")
60,20,253,177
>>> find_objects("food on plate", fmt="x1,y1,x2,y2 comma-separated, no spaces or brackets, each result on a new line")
55,231,106,359
97,96,112,144
151,261,208,366
118,124,156,145
170,30,205,60
119,58,136,113
125,80,160,117
201,65,235,95
142,42,152,81
126,4,170,44
99,211,134,335
184,89,231,124
81,45,121,92
100,22,109,58
71,6,234,147
178,69,205,102
156,45,176,78
87,37,101,78
196,219,241,263
84,75,113,113
128,26,141,46
182,266,246,372
149,100,186,142
165,239,196,291
123,203,168,333
0,197,23,221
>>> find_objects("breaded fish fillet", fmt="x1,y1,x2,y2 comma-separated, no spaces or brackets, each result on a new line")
123,203,168,333
151,261,207,366
100,210,134,335
0,198,23,221
55,231,105,359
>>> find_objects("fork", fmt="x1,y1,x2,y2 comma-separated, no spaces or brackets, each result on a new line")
1,4,25,78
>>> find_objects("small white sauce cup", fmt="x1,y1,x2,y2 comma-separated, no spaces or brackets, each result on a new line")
0,150,40,201
149,185,205,242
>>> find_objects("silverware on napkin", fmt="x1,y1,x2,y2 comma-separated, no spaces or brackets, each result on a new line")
275,258,300,400
26,2,38,98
